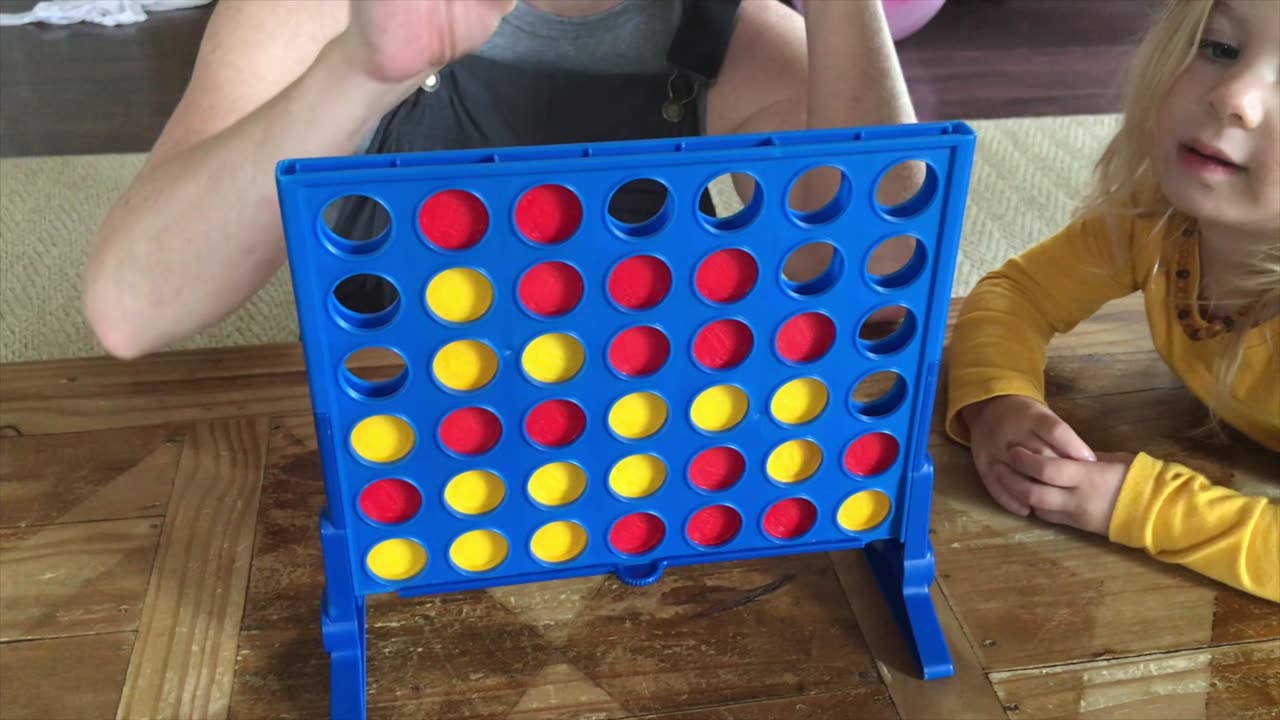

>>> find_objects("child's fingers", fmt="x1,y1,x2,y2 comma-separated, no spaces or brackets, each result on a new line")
997,463,1074,513
978,464,1031,517
1008,447,1082,488
1009,435,1059,458
1031,412,1096,462
1031,507,1074,526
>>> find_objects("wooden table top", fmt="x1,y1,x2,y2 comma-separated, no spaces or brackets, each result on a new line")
1,296,1276,720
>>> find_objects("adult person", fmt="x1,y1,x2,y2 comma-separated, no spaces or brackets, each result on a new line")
83,0,917,359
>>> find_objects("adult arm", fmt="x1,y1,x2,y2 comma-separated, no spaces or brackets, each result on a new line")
82,0,511,358
706,0,917,276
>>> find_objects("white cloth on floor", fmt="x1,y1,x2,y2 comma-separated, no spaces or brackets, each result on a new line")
0,0,211,27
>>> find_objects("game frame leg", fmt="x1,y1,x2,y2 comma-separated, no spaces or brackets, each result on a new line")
863,469,953,680
864,359,952,679
320,511,368,719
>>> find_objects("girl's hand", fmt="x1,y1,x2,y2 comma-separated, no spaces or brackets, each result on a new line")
340,0,515,85
1006,448,1135,536
961,395,1096,517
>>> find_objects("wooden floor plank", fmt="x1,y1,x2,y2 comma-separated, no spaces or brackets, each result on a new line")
0,631,135,720
929,295,1280,675
0,518,161,641
233,553,888,720
1041,350,1183,400
235,415,325,634
931,293,1280,671
989,640,1280,720
0,345,311,435
0,343,414,436
830,550,1007,720
116,418,269,720
929,392,1280,673
230,415,891,719
0,425,182,528
629,686,898,720
0,342,305,389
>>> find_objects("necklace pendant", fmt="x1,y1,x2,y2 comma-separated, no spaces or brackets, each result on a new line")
662,98,684,123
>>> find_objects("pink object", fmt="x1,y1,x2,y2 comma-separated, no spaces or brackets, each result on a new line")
792,0,946,42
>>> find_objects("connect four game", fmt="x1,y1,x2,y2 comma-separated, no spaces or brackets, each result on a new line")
275,121,976,719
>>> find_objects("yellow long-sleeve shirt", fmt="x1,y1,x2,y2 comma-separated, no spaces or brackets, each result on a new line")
946,212,1279,602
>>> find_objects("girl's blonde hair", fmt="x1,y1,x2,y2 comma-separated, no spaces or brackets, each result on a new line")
1075,0,1279,421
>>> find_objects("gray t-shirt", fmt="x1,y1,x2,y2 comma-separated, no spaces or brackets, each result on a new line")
357,0,706,152
334,0,733,311
476,0,680,74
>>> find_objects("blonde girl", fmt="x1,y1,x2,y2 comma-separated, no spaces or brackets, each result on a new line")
947,0,1279,602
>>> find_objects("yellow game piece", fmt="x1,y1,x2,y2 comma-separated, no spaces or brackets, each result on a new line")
426,267,493,323
690,385,748,432
350,415,415,463
530,520,588,563
443,470,505,515
770,377,828,425
837,490,892,531
432,339,498,391
450,529,508,573
521,333,585,384
608,453,666,498
366,538,427,581
528,461,587,506
766,439,822,483
607,391,668,439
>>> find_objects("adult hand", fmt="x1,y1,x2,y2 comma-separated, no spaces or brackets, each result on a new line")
341,0,515,85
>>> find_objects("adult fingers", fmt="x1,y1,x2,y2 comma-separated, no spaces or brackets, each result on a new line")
1031,411,1096,462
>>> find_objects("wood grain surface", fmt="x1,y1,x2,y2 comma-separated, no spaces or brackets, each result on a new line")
116,419,269,720
0,518,161,641
1,295,1274,720
0,631,135,720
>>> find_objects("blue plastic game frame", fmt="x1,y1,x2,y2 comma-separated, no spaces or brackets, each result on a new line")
275,121,976,719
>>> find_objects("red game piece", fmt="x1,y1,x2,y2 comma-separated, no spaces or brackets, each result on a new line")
693,319,753,370
515,184,582,244
419,189,489,250
438,407,502,455
695,248,758,303
686,505,742,547
608,325,670,377
608,255,671,310
359,479,422,525
518,261,584,317
610,512,666,555
525,399,587,447
763,498,817,539
844,432,899,476
688,446,746,491
775,312,835,363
